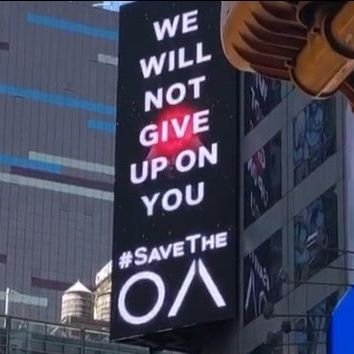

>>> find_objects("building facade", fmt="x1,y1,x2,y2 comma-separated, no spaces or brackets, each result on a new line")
199,72,348,354
235,74,347,354
0,1,117,322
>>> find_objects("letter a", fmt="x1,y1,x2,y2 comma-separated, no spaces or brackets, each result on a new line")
168,258,226,318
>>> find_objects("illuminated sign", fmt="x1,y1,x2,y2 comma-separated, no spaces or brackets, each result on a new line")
293,99,336,186
294,186,338,284
244,230,282,325
95,261,112,286
244,73,281,134
111,1,238,339
244,133,281,228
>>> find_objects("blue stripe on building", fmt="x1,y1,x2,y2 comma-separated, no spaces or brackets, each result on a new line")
0,84,116,116
0,154,61,173
87,119,116,133
27,13,118,40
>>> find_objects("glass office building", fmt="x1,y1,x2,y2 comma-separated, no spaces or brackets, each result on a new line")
0,1,117,322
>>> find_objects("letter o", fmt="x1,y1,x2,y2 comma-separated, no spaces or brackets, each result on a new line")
175,150,196,173
162,188,183,212
166,83,186,105
118,271,165,325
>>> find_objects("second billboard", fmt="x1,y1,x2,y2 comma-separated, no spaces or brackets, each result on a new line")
112,1,238,340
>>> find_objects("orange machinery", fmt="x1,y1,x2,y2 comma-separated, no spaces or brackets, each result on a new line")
221,1,354,108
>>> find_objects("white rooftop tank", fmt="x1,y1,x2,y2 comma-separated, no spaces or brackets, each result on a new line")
61,281,93,322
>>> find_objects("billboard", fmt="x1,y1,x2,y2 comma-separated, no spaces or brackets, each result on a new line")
244,73,282,134
244,230,283,325
331,288,354,354
294,187,338,284
244,132,282,228
112,1,238,340
293,100,336,186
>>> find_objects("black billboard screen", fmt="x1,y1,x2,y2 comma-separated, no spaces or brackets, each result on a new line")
112,1,238,340
244,132,282,228
243,230,283,325
293,100,336,186
244,73,282,134
294,187,338,284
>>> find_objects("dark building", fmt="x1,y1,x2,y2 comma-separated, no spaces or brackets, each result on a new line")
214,72,346,354
0,1,118,322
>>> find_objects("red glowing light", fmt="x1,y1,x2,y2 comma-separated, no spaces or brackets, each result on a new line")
147,105,202,160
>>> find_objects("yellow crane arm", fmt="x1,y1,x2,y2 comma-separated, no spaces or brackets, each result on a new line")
221,1,354,107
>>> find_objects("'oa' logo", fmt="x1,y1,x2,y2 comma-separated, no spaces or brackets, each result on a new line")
118,258,226,325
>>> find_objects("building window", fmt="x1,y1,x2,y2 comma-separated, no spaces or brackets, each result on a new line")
294,187,338,284
244,230,283,325
293,99,336,186
0,42,9,50
244,73,282,134
248,332,283,354
244,132,282,228
294,292,337,354
31,277,73,291
0,254,6,264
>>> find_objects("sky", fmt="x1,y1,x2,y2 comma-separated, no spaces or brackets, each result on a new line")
92,1,135,12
